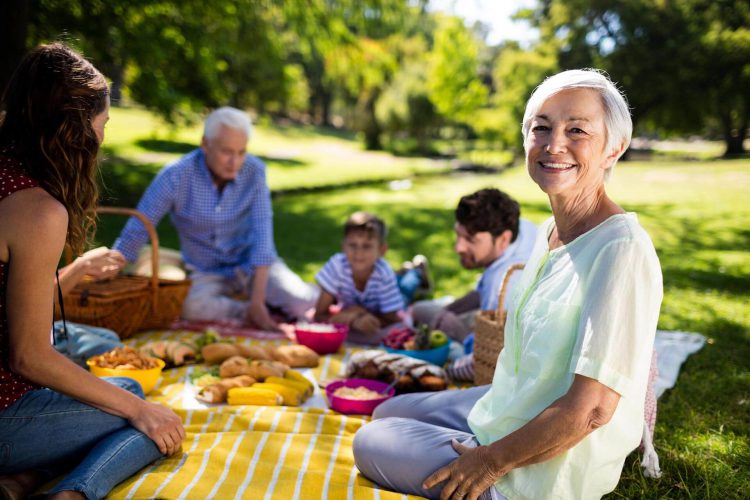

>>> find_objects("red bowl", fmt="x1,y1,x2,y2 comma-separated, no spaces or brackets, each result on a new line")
325,378,394,415
294,322,348,355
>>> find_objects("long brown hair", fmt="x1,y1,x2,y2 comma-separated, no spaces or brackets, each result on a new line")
0,42,108,255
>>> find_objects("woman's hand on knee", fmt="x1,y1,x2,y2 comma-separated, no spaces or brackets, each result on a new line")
131,401,186,456
422,439,503,500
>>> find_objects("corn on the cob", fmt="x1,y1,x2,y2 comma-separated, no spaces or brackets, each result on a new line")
284,370,314,392
227,387,282,406
252,382,302,406
265,376,312,399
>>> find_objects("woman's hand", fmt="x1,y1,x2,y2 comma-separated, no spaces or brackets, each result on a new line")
130,401,186,456
76,247,126,280
423,438,504,500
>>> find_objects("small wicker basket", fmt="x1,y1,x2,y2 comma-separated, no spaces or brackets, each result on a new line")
56,207,191,339
472,263,525,385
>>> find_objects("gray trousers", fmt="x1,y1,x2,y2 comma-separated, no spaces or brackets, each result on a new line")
411,298,477,342
353,385,507,500
182,260,319,322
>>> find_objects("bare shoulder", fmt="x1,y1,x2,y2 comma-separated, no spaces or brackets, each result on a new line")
0,188,68,259
1,187,68,227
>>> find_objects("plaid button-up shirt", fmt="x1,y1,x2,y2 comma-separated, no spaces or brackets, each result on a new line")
114,148,277,276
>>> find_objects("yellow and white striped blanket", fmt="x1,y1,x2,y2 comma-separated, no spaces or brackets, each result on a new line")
108,330,421,500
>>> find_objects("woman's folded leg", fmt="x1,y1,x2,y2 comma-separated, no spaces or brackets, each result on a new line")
372,385,489,432
354,417,476,499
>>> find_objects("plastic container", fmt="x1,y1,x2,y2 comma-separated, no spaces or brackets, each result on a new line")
382,342,451,366
295,322,348,355
325,378,394,415
86,357,165,394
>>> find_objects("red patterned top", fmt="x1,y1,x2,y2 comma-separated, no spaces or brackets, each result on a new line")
0,148,42,411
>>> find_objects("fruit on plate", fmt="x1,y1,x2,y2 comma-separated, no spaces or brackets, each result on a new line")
383,325,450,351
429,330,449,348
382,326,414,349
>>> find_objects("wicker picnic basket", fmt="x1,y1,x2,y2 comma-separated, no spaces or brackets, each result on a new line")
473,263,525,385
56,207,191,339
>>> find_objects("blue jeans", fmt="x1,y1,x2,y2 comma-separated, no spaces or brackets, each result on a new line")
0,377,163,499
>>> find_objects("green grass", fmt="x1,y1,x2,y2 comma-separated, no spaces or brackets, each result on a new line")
94,106,750,498
98,107,449,208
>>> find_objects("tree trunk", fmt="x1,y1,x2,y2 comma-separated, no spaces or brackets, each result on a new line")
0,0,29,101
320,89,332,127
724,133,747,156
721,111,748,157
361,92,382,150
98,61,124,105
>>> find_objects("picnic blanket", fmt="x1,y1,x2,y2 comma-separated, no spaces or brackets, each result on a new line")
653,330,706,398
108,330,418,500
103,328,706,499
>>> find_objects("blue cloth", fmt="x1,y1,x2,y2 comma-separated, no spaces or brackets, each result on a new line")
0,377,162,499
476,218,537,311
114,149,277,277
463,333,474,354
53,321,123,367
316,253,404,314
397,268,422,305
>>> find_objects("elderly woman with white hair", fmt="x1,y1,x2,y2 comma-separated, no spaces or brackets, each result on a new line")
353,69,663,500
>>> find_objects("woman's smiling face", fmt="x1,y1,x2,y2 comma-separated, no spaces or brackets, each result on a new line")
525,88,616,197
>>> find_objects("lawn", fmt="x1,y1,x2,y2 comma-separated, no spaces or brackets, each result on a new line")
95,106,749,499
98,107,448,208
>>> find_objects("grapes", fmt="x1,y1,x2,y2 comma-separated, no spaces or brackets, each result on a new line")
383,327,415,349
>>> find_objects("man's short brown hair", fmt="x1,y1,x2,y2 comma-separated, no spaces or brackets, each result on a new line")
344,211,387,242
455,188,520,242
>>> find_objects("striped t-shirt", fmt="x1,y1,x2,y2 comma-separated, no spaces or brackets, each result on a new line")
315,253,404,314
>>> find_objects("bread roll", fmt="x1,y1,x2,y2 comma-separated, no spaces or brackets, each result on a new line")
272,345,319,368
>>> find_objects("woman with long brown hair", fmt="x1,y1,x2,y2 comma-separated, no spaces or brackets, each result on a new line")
0,43,184,500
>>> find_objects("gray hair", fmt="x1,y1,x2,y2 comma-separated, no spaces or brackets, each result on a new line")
521,69,632,179
203,106,252,141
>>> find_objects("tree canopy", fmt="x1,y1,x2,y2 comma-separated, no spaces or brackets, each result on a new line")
2,0,746,155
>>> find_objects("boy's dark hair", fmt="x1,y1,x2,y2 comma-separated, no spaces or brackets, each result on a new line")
344,211,387,242
455,188,520,242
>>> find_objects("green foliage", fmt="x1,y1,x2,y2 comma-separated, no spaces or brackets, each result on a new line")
376,44,442,152
529,0,750,155
489,44,558,150
427,16,489,124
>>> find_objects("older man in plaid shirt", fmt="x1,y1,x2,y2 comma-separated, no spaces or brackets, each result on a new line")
113,107,318,331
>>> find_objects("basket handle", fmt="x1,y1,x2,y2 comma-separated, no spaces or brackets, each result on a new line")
494,263,525,325
95,206,160,308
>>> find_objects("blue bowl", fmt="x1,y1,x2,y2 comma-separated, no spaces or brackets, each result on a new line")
382,342,450,366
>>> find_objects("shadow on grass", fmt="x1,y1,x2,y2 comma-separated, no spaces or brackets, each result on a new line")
135,139,195,155
266,122,357,142
134,139,308,168
256,155,307,167
98,155,161,207
91,211,180,251
621,202,750,295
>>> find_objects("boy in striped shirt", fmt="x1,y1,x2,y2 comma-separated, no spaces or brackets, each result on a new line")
314,212,404,344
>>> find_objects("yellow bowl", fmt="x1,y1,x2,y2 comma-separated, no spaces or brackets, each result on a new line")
86,357,165,395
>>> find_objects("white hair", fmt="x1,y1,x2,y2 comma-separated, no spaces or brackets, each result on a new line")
203,106,252,141
521,69,632,179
